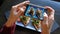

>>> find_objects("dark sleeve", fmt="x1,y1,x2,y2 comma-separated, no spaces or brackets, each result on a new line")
0,23,16,34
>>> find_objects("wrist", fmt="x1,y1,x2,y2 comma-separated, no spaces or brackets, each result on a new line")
41,29,50,34
5,17,15,27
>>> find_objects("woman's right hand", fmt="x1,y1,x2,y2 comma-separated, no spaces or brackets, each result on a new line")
41,6,55,34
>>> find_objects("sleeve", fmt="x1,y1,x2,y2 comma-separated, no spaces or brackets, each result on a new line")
0,23,16,34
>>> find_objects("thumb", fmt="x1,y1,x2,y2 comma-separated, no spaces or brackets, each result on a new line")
42,12,48,25
41,12,49,30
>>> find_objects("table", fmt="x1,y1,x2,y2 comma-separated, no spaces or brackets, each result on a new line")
5,11,59,32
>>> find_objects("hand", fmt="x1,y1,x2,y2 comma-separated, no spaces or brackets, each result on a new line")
5,1,30,27
41,6,55,34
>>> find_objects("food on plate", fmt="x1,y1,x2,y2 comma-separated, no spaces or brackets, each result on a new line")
32,18,41,30
36,8,42,18
20,16,30,26
28,7,34,16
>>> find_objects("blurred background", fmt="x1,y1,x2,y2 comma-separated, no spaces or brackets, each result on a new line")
0,0,60,34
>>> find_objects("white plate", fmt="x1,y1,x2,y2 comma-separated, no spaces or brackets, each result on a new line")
16,21,42,32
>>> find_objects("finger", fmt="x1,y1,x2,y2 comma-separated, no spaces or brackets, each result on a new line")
17,6,26,12
13,7,24,16
41,12,48,28
43,12,48,25
14,6,26,17
17,8,25,17
11,6,18,16
11,6,17,11
15,1,30,7
22,6,26,11
45,6,54,23
45,6,55,30
41,12,49,31
45,6,55,16
45,6,54,22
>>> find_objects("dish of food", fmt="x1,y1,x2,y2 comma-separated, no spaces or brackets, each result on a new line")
28,7,34,16
20,16,30,26
16,3,45,32
36,8,42,19
31,18,41,30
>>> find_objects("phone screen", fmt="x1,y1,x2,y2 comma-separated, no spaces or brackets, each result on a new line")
24,3,45,20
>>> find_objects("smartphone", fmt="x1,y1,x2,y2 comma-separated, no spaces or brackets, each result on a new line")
24,3,45,20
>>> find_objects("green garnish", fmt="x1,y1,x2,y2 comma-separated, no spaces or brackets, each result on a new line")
20,16,28,22
32,19,40,24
